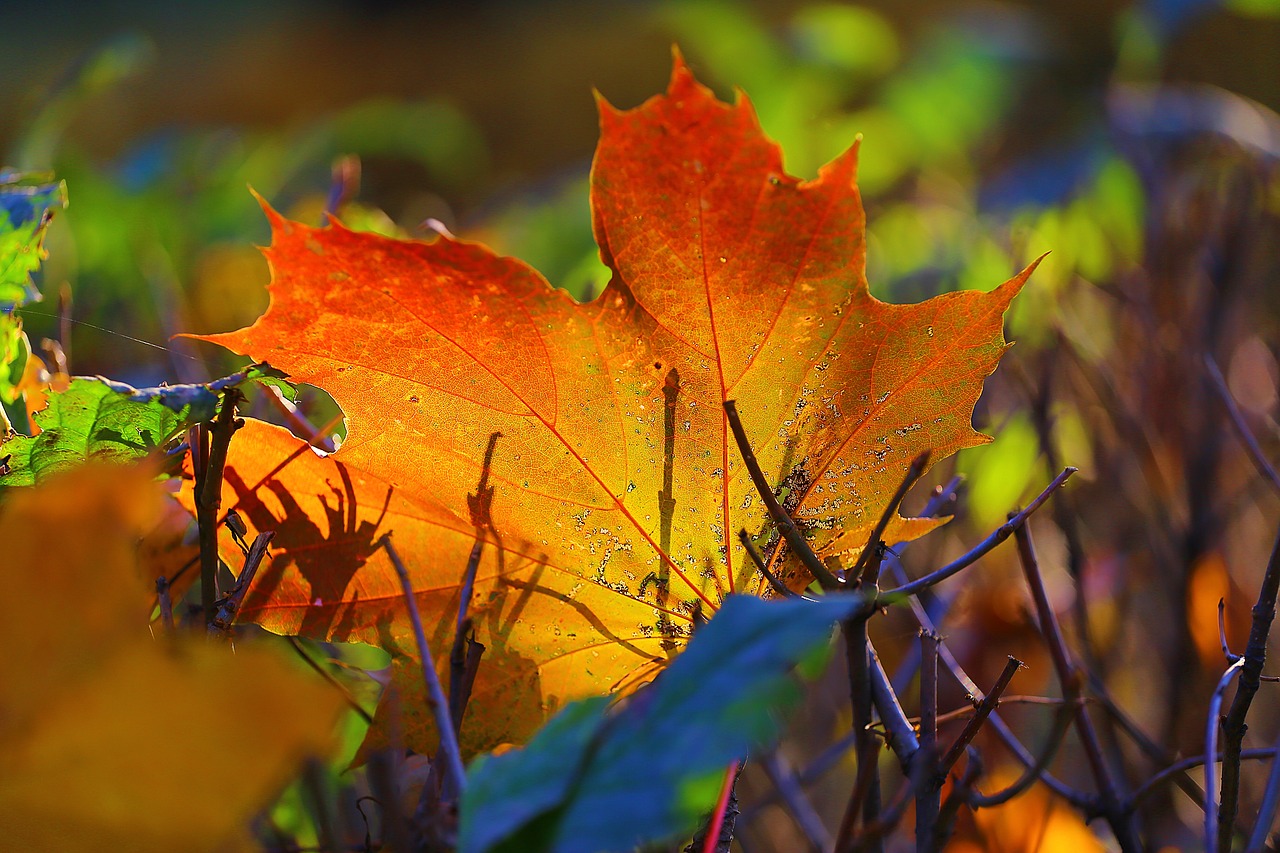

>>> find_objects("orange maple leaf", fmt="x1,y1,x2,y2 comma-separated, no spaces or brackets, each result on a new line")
186,55,1035,755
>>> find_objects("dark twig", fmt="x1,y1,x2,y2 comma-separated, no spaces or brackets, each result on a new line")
967,699,1080,808
1218,527,1280,850
936,748,982,850
850,451,930,586
210,531,273,638
880,467,1077,600
837,615,882,853
155,577,174,633
196,388,243,628
885,545,1095,810
739,529,804,599
1015,521,1141,850
1206,354,1280,496
691,762,740,853
1220,598,1280,681
1130,747,1278,810
939,656,1023,774
378,532,467,796
1247,730,1280,852
1209,658,1247,850
724,400,841,590
869,641,919,770
915,631,941,851
286,637,376,726
759,752,830,853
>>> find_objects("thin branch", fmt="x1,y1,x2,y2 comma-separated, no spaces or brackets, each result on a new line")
1130,747,1278,810
837,615,882,853
692,762,740,853
1219,598,1280,681
195,389,243,627
885,541,1096,811
286,637,376,725
759,752,830,853
879,467,1077,600
1209,658,1247,851
850,451,930,586
377,532,467,796
155,577,174,633
1206,354,1280,496
915,631,941,852
1247,730,1280,852
869,641,919,769
939,656,1023,773
739,529,804,599
968,699,1080,808
1218,526,1280,850
210,531,273,638
724,400,841,590
1015,521,1141,850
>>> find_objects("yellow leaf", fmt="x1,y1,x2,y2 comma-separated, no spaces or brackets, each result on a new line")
0,465,345,852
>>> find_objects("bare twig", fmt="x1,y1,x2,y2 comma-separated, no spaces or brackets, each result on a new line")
377,532,467,796
155,577,174,633
286,637,376,725
885,545,1095,811
1219,598,1280,681
739,529,804,599
915,631,941,851
759,752,830,852
1209,658,1247,850
968,699,1080,808
195,388,243,627
939,656,1023,774
869,642,918,770
1218,527,1280,850
210,531,273,638
1246,730,1280,852
837,615,882,853
1130,747,1278,810
1206,354,1280,496
1015,521,1141,850
880,467,1077,600
936,747,982,850
850,451,930,586
692,762,740,853
724,400,841,590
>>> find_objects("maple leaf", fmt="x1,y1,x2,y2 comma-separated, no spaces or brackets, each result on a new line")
0,464,344,852
186,55,1035,755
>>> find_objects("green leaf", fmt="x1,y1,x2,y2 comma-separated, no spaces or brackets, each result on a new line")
0,313,32,404
0,378,189,487
459,594,860,853
0,365,303,487
0,173,67,309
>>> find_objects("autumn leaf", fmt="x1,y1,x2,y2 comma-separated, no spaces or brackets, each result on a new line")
186,54,1035,755
0,464,344,852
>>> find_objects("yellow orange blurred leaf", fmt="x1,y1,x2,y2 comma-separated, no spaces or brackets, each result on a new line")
0,464,344,852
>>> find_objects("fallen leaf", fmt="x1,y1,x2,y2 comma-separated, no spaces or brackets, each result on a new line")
187,55,1034,755
0,464,344,852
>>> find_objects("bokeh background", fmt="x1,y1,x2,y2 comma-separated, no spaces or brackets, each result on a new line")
4,0,1280,849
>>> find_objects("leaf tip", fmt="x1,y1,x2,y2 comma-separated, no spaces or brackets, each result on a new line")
249,186,293,242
